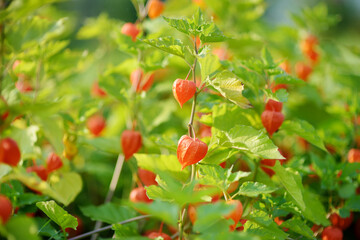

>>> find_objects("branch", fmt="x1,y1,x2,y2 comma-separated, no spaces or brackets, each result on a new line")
187,39,199,138
90,154,125,240
69,215,150,240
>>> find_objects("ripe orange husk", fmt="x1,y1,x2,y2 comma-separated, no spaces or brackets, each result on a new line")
172,79,196,108
148,0,165,19
177,135,208,170
121,130,142,160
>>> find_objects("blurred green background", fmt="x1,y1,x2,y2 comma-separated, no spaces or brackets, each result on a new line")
56,0,360,32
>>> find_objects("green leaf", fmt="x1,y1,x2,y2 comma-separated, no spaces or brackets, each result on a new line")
275,89,288,102
80,136,121,154
281,218,315,239
4,0,64,21
111,237,148,240
163,16,194,36
99,72,129,103
130,200,179,227
194,229,260,240
0,180,24,198
41,18,70,43
273,162,305,211
112,224,139,238
35,217,62,239
0,164,12,180
237,181,276,197
198,164,226,187
34,116,63,154
201,147,238,165
261,48,274,67
80,203,136,224
17,193,48,206
134,154,190,182
5,216,40,240
200,22,227,43
216,125,284,159
225,61,265,93
245,210,288,240
142,99,177,131
244,222,286,240
145,185,172,202
197,51,221,82
280,120,326,151
142,37,186,59
208,71,249,108
263,88,288,103
291,3,340,32
77,13,119,40
212,104,259,132
142,37,195,66
36,200,78,231
341,162,360,179
11,125,40,159
6,171,82,206
273,74,304,85
50,172,83,206
145,172,218,206
301,189,330,226
344,195,360,212
192,7,203,25
198,164,250,191
227,170,252,183
193,201,235,233
339,208,351,218
338,183,356,199
163,10,226,43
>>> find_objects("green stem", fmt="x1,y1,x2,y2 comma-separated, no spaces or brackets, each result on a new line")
62,228,68,240
37,219,51,234
182,36,200,240
187,40,198,138
178,207,187,240
190,164,196,182
90,155,124,240
48,230,62,240
223,190,229,201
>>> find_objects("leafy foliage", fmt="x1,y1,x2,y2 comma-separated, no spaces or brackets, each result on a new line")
0,0,359,239
36,201,78,230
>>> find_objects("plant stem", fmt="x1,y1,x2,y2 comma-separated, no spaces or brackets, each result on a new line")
90,154,124,240
62,228,67,240
190,164,196,182
185,68,192,81
48,230,62,240
187,40,198,138
171,223,190,240
37,219,51,234
137,0,147,23
183,37,200,239
69,215,150,240
223,191,229,201
178,207,187,240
